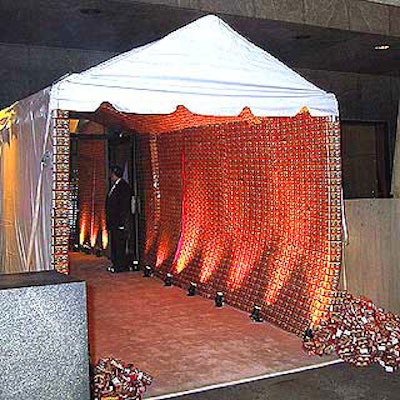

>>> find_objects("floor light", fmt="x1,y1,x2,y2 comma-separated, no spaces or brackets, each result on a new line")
164,273,173,286
187,282,197,296
215,292,224,307
144,265,153,277
249,305,264,322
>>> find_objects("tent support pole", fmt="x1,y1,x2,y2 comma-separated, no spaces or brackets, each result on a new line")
52,109,71,274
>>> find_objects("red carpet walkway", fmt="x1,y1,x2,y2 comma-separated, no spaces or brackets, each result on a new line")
70,253,338,398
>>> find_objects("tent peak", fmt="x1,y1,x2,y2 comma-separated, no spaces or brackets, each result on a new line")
50,14,339,117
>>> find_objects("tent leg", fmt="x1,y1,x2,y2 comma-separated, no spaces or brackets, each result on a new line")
52,109,71,274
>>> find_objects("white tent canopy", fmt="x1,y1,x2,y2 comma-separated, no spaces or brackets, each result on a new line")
50,15,338,117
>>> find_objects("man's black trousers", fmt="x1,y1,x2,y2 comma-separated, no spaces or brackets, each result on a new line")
109,228,128,268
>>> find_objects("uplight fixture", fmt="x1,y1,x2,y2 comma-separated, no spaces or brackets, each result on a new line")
144,265,153,277
215,292,224,307
130,260,140,272
164,273,173,286
249,305,264,322
187,282,197,296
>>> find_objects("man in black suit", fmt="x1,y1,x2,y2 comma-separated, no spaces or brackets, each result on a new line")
106,165,132,272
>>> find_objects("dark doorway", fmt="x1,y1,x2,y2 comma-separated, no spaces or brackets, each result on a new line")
341,121,390,199
69,119,139,264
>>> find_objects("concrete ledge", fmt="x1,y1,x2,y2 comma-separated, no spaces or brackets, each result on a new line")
0,273,90,400
131,0,400,36
0,269,81,290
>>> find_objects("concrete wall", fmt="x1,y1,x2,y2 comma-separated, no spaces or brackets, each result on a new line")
298,68,400,167
343,199,400,313
0,43,115,109
132,0,400,36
